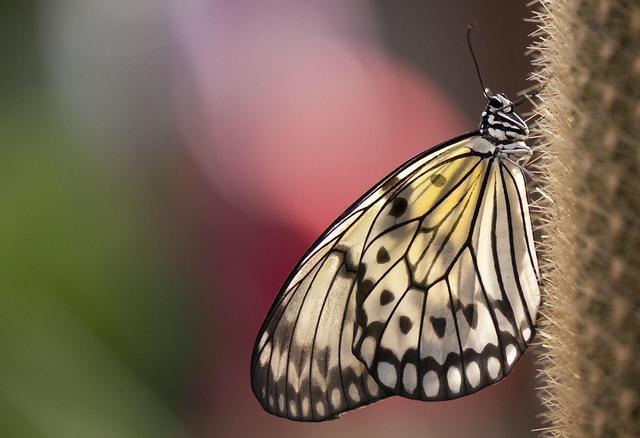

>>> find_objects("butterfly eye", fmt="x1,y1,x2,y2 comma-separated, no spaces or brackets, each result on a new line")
489,98,502,108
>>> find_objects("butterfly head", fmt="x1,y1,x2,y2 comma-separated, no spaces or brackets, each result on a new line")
480,92,529,145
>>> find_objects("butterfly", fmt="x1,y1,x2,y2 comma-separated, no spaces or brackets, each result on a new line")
250,29,540,422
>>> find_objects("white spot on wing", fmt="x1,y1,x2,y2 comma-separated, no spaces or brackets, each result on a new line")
258,331,269,349
366,375,379,396
289,400,297,417
348,383,360,402
269,343,280,377
466,361,481,388
402,363,417,393
447,366,462,393
487,357,501,379
361,336,377,367
315,401,325,417
288,361,300,389
330,388,341,408
423,370,440,397
301,397,310,416
258,342,271,366
378,362,397,388
506,344,518,366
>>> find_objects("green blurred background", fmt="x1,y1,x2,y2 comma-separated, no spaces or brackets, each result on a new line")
1,1,539,437
2,2,195,437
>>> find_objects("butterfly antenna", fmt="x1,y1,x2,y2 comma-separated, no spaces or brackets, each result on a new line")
467,24,490,99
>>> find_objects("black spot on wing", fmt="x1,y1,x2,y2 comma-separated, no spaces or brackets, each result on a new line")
380,175,400,192
376,247,390,263
430,173,447,187
361,320,386,340
430,316,447,338
356,279,374,306
316,346,330,378
399,316,413,335
389,197,408,218
462,303,477,329
379,290,394,306
357,264,367,282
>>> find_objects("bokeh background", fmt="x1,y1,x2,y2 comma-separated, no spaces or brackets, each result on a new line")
1,1,540,437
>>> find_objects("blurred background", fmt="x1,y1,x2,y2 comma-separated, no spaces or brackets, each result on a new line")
1,1,539,437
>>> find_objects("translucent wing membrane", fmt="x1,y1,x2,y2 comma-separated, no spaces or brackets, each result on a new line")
352,155,540,401
250,133,479,421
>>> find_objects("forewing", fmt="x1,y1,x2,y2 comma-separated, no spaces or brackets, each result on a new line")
251,134,476,420
352,141,541,401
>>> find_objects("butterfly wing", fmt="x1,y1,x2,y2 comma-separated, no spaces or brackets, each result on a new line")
250,133,478,421
352,143,540,400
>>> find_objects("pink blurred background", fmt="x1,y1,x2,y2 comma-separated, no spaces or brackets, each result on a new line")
2,1,539,437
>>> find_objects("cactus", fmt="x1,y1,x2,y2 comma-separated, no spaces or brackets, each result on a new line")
530,0,640,436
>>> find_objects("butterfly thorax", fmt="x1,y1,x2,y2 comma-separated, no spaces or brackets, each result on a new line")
479,93,529,148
